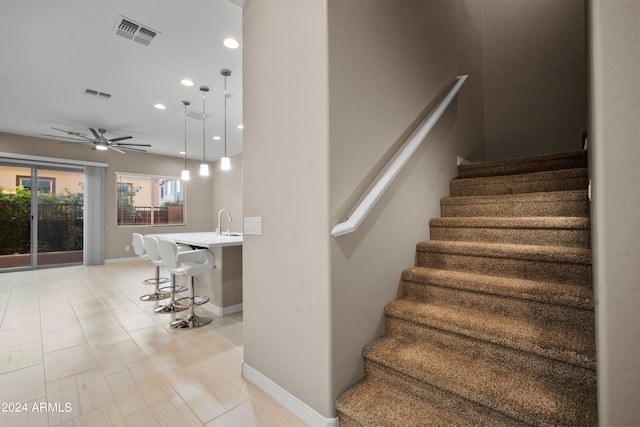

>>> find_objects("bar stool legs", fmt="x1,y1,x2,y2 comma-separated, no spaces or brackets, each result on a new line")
153,274,188,314
140,264,172,301
171,276,212,329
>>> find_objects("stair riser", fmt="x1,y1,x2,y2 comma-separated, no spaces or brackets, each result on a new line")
441,199,590,217
401,281,594,335
450,171,588,197
363,361,524,427
430,226,591,248
457,151,587,179
416,251,592,286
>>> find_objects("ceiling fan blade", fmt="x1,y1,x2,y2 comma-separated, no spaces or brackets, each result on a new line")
51,127,92,140
114,142,151,147
107,145,126,154
42,134,92,142
89,128,100,139
108,136,133,142
118,146,147,153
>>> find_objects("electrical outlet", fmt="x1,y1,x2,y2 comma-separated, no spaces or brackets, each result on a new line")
125,245,130,251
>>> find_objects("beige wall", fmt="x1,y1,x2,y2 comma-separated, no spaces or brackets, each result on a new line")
243,0,333,417
328,0,484,410
482,0,587,160
0,132,214,260
211,154,243,234
589,1,640,425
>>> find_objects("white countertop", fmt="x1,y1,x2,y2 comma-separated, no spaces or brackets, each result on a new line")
148,232,242,248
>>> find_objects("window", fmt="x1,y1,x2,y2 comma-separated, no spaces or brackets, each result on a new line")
116,173,185,226
17,176,56,194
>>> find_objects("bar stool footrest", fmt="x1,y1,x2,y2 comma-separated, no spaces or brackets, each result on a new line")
140,291,172,301
143,277,170,286
174,296,209,308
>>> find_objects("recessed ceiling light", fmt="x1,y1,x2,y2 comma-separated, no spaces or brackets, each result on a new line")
179,151,186,155
213,136,221,140
154,104,166,110
237,124,244,129
224,38,240,49
181,79,194,87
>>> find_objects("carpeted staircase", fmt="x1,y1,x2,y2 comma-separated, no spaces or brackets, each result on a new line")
335,150,597,426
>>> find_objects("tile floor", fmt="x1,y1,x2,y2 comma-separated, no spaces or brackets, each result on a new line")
0,261,306,426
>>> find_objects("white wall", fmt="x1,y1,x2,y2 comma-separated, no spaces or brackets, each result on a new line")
589,1,640,425
482,0,587,160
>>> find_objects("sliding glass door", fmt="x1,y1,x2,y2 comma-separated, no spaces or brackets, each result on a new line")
0,164,84,270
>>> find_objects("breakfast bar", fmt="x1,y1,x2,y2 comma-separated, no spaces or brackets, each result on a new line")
148,232,243,315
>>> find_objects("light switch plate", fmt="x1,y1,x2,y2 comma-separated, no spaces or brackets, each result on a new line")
244,217,262,235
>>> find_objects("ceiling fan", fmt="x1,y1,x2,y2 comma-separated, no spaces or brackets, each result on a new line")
42,127,151,153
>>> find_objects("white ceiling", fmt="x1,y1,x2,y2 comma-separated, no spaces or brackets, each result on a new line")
0,0,244,160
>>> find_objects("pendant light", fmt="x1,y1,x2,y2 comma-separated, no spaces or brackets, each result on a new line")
199,86,210,176
220,69,231,171
181,100,190,181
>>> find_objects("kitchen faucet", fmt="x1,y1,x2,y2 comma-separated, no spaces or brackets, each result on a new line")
217,209,232,236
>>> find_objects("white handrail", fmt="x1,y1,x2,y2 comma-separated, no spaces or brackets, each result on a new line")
331,75,468,237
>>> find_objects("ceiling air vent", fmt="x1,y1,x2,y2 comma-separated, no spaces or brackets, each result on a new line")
113,15,159,46
82,88,112,100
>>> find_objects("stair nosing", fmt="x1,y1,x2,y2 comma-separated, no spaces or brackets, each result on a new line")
429,216,591,230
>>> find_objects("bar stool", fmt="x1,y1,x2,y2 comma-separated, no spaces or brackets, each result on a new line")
143,235,189,314
132,233,170,301
158,238,215,329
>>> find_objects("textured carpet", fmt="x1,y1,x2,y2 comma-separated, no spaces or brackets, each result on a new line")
335,150,597,426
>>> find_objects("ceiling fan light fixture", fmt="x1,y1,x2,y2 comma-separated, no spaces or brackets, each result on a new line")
95,143,108,151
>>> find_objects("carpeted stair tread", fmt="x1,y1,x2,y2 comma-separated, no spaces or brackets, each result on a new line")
401,266,593,310
457,150,587,179
335,377,526,427
384,299,595,369
416,240,591,265
336,149,596,426
441,189,589,217
363,336,597,426
451,168,588,197
429,216,590,230
429,216,591,247
336,379,499,427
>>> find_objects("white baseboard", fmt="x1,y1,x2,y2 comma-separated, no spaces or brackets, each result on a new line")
105,256,139,264
241,362,338,427
203,302,243,317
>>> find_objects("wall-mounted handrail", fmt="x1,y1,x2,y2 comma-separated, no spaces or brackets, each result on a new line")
331,75,468,237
